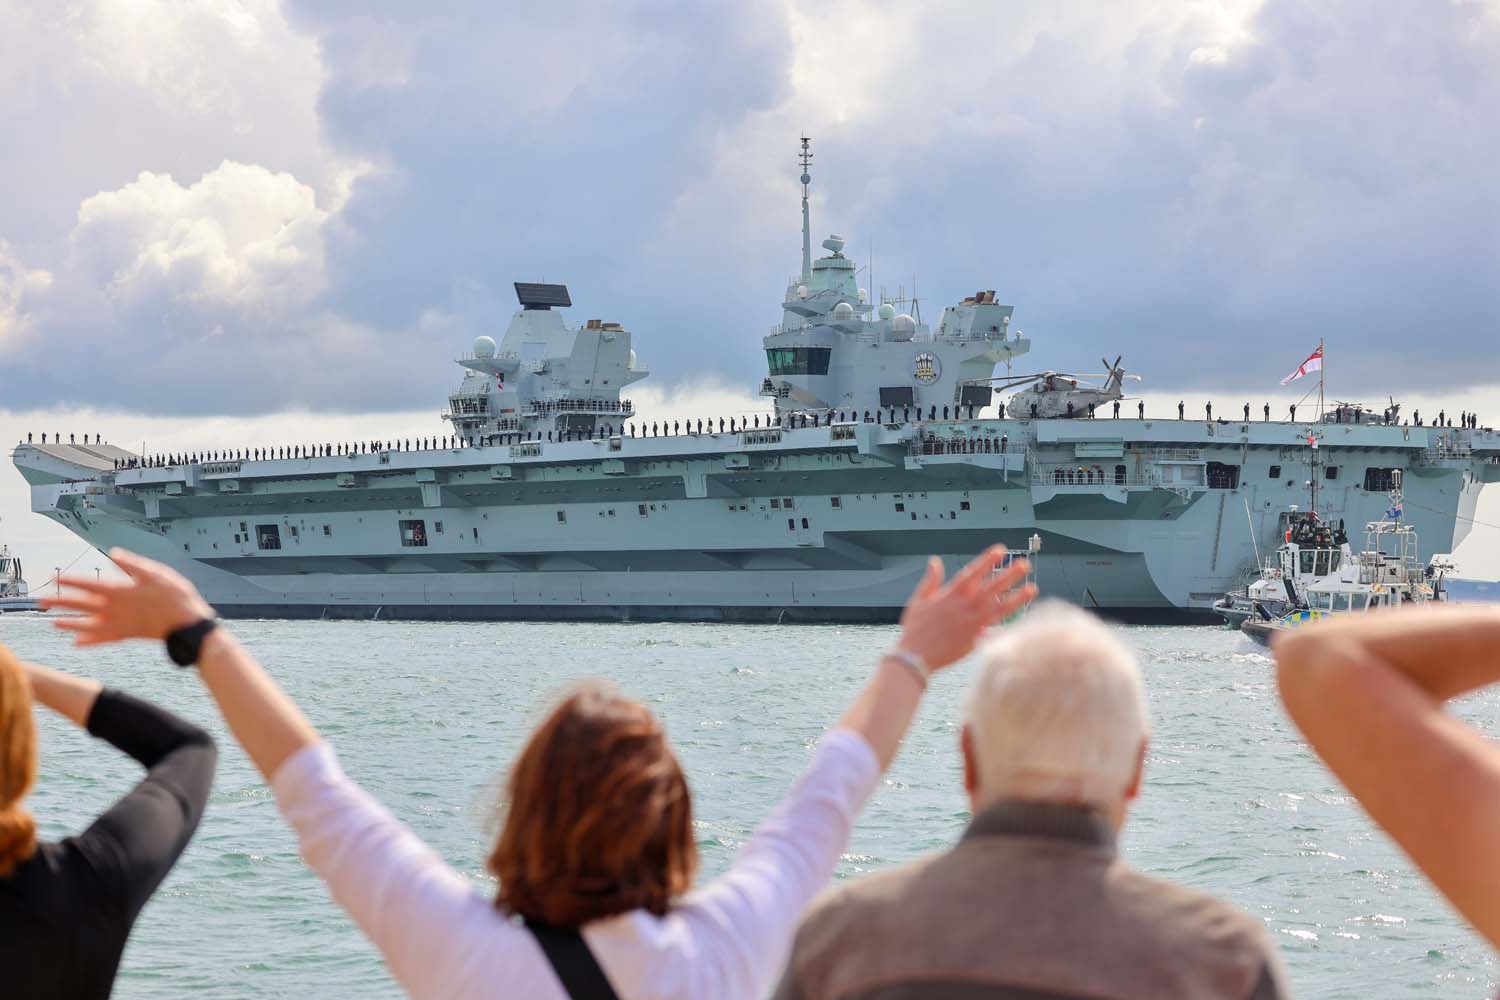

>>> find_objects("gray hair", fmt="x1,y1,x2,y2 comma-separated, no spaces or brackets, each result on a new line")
964,601,1150,810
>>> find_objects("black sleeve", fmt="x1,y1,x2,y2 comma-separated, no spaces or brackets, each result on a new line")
75,689,219,921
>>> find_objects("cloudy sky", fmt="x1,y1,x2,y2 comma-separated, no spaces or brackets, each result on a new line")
2,0,1499,575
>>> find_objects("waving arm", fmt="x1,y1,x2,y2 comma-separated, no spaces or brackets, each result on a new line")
20,660,102,728
43,549,318,781
1275,607,1500,947
838,547,1036,769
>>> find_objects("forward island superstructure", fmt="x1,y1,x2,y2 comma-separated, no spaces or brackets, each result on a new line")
13,142,1500,622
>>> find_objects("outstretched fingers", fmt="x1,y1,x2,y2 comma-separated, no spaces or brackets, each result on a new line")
108,548,158,582
978,558,1031,601
51,615,112,645
39,593,106,614
54,575,122,596
951,545,1008,596
991,582,1039,622
909,556,944,604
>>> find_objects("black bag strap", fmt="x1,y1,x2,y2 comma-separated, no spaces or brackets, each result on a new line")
524,919,621,1000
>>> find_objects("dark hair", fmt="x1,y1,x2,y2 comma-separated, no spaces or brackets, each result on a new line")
489,681,696,926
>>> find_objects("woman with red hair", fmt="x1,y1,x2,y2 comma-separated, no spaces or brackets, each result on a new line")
0,646,216,998
48,545,1033,1000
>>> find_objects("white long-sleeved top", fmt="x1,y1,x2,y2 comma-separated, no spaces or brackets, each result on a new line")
271,729,881,1000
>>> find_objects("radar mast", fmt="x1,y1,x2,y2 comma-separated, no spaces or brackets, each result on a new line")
799,135,813,284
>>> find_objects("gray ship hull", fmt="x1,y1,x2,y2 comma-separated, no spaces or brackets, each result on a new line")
16,419,1497,624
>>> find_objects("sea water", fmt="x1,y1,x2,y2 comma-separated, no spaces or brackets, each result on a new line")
3,615,1496,999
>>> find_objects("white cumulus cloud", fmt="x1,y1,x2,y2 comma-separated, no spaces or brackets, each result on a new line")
0,241,53,344
71,161,328,312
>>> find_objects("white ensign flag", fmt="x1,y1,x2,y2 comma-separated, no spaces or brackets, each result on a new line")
1280,345,1324,386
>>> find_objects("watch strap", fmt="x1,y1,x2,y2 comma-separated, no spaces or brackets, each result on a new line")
166,618,219,668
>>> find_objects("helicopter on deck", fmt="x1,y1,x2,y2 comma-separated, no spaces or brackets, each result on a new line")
976,356,1141,419
1321,397,1403,426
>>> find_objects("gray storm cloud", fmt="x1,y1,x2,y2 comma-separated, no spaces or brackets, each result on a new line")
0,0,1496,415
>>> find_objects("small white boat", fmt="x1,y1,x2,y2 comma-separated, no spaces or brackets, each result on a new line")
0,543,42,613
1241,471,1439,644
1213,509,1351,628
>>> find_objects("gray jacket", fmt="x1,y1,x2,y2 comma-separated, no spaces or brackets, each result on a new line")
775,801,1289,1000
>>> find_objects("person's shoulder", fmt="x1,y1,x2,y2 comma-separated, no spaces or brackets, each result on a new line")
791,853,945,957
1113,863,1277,956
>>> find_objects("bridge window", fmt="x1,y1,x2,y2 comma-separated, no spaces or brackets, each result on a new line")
255,525,282,550
556,511,566,523
765,347,832,376
1363,467,1395,491
895,502,905,512
1325,466,1339,480
787,518,796,530
960,500,971,511
771,498,780,508
830,496,842,508
1268,465,1281,479
398,519,427,547
1206,462,1240,490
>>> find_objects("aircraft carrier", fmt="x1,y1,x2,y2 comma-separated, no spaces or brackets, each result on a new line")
13,142,1500,622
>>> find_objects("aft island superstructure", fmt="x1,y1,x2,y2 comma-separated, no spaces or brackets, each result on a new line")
13,142,1500,622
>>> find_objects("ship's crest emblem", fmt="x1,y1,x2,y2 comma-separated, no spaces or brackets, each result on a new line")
913,352,941,385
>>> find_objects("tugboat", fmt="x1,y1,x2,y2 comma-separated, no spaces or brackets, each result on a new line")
1213,509,1349,628
0,543,41,613
1241,471,1438,645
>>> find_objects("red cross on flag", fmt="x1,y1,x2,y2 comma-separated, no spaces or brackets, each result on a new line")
1280,345,1324,386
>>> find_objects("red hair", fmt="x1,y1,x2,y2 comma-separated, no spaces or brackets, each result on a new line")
0,646,38,877
489,681,696,926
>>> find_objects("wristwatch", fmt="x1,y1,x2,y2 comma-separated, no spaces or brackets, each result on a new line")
166,618,219,667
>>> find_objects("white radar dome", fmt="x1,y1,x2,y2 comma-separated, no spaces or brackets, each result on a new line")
832,302,855,321
629,349,639,369
891,314,916,341
857,288,868,303
473,335,497,358
878,303,897,320
796,284,809,300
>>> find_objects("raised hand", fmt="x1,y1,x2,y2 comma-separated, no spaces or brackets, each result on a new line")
41,549,216,646
895,546,1037,672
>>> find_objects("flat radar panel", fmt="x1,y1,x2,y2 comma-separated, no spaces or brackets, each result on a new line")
514,282,572,310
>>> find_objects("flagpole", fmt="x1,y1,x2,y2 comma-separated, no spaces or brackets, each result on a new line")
1317,337,1325,421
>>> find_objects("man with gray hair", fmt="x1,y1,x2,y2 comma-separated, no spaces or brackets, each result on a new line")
775,602,1288,1000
